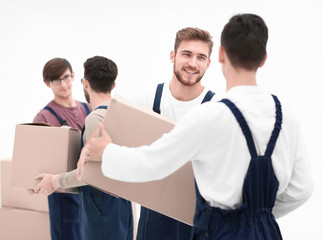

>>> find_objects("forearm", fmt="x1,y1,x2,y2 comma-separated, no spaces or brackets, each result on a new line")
53,169,87,189
101,122,201,182
273,145,314,218
273,190,313,218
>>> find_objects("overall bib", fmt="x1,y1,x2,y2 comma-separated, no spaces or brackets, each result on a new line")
78,105,133,240
192,95,283,240
44,102,90,240
137,83,215,240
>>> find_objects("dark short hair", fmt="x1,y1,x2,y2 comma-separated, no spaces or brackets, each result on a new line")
83,56,117,93
174,27,214,57
221,14,268,70
43,58,72,82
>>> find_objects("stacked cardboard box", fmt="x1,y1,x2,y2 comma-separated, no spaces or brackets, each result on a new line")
0,158,50,240
1,159,48,212
0,207,50,239
0,123,82,239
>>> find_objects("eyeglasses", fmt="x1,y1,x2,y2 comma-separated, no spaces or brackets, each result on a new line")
50,74,73,85
81,77,90,84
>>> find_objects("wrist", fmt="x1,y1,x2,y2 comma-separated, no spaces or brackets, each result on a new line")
51,174,60,191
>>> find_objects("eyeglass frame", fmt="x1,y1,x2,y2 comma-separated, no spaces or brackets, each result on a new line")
49,73,73,85
80,77,90,84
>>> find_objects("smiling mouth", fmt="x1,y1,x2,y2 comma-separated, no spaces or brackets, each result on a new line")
184,69,198,74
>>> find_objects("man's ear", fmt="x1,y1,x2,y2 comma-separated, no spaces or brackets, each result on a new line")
45,81,51,88
112,82,116,90
259,54,267,68
170,50,175,63
218,46,225,63
207,58,211,68
71,72,75,81
83,79,89,88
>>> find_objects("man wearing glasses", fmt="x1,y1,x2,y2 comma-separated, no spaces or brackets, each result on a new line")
33,58,91,240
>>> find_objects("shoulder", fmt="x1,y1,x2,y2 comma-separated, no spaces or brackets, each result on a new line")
33,110,46,123
76,100,91,109
76,100,92,114
122,82,161,107
85,107,106,128
86,110,103,122
33,102,53,122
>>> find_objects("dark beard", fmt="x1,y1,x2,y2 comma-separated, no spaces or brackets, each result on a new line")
174,69,204,86
84,89,90,103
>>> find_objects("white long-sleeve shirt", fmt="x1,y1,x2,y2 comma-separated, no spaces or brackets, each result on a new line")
102,86,313,219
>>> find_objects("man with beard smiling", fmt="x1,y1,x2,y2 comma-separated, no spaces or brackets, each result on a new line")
122,27,216,240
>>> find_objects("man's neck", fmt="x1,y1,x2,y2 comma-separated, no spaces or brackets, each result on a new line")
53,95,76,107
90,93,112,110
169,77,204,101
226,68,257,91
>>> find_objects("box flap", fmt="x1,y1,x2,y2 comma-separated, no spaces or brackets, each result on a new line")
20,122,80,132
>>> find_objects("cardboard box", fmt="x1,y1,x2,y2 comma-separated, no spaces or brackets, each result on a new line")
0,207,50,240
80,96,196,226
1,159,48,212
11,123,81,191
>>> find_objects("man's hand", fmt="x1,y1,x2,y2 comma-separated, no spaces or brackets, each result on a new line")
33,173,57,195
76,123,112,179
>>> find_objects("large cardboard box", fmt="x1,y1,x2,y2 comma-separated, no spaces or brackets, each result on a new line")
11,123,81,191
1,159,48,212
0,207,50,240
80,96,196,226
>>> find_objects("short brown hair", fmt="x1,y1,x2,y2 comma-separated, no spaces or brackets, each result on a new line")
42,58,73,82
174,27,214,57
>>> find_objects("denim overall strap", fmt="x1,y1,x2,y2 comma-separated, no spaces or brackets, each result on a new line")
220,99,258,158
201,90,215,104
153,83,164,114
44,106,69,126
81,102,91,115
80,105,107,148
221,97,281,209
95,105,108,110
264,95,282,158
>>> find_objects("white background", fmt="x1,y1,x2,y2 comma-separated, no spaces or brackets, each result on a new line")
0,0,322,239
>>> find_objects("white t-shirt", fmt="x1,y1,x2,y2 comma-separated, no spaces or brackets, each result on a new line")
127,80,217,121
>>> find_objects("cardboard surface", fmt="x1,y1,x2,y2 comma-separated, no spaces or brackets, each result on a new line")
11,123,81,190
80,96,196,226
0,207,50,240
1,159,48,212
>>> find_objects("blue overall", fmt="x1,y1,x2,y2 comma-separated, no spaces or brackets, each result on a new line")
78,105,134,240
191,95,283,240
137,83,215,240
44,102,90,240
